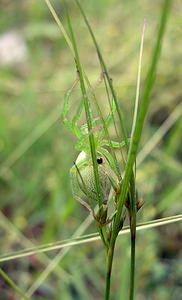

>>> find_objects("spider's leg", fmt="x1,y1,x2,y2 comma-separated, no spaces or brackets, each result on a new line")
62,79,82,137
71,93,96,138
105,98,116,128
62,90,75,133
102,139,130,149
74,195,92,212
72,98,84,137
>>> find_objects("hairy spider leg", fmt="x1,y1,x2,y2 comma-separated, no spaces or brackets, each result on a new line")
72,98,84,137
62,90,75,133
104,98,116,128
102,139,130,149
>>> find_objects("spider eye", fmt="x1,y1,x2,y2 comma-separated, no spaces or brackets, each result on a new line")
97,157,103,164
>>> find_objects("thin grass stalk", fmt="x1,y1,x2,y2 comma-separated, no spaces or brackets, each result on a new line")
113,0,172,236
86,81,122,180
101,70,126,168
44,0,74,54
105,246,115,300
128,178,136,300
44,0,122,179
129,20,146,300
78,66,122,179
129,213,136,300
102,74,125,173
64,4,109,247
106,0,172,298
0,268,30,300
74,0,129,154
45,0,119,248
64,4,102,208
0,214,181,263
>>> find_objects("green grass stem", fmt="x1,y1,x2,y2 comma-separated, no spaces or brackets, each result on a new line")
114,1,171,298
0,268,30,300
64,3,109,248
112,0,172,240
74,0,129,154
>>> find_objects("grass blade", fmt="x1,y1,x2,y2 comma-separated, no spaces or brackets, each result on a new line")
0,268,30,300
111,0,172,245
128,19,146,300
74,0,129,153
108,1,172,299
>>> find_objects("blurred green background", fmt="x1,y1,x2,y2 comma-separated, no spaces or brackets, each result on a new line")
0,0,181,299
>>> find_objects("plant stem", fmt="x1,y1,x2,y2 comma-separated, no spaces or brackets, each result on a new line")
105,245,115,300
129,214,136,300
0,268,30,300
99,227,109,249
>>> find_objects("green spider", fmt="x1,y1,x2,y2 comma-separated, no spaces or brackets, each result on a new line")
62,88,125,224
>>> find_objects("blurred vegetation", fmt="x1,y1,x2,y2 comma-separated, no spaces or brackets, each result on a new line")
0,0,181,299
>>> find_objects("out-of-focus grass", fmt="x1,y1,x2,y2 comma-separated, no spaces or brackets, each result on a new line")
0,0,181,299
